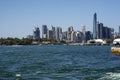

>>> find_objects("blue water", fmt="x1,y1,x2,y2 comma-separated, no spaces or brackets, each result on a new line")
0,45,120,80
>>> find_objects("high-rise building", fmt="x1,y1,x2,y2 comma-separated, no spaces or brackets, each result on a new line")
86,31,92,41
47,30,54,40
42,25,48,39
97,22,100,39
71,31,76,42
82,25,86,43
111,28,114,39
103,26,109,39
99,23,103,39
33,27,40,39
93,13,97,39
67,26,74,42
52,26,56,39
56,27,62,41
62,31,67,41
76,31,82,43
99,25,114,39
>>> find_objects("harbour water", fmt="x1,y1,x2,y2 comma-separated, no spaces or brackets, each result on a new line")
0,45,120,80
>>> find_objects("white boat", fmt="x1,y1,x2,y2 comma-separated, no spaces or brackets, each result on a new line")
111,39,120,55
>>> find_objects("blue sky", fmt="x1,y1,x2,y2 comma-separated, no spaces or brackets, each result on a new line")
0,0,120,38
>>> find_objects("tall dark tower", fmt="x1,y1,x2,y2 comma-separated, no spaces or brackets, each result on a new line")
93,13,97,39
33,27,40,39
42,25,48,39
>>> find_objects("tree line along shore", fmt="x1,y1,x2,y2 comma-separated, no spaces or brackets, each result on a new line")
0,37,67,45
0,37,114,46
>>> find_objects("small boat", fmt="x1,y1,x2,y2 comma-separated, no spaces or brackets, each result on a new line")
111,39,120,55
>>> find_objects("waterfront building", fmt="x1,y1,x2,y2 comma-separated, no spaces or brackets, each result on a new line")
99,23,103,39
47,30,54,40
71,31,76,42
52,26,56,39
97,22,104,39
111,28,114,39
76,31,82,43
67,26,74,42
86,31,92,41
56,27,62,41
33,27,40,39
42,25,48,39
102,26,108,39
102,26,114,39
93,13,114,39
62,31,67,41
82,25,86,43
109,28,114,39
96,22,114,39
93,13,97,39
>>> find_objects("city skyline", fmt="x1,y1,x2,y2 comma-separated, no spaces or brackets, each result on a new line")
30,20,114,43
0,0,120,38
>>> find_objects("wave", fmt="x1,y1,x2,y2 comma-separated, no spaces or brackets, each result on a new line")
98,72,120,80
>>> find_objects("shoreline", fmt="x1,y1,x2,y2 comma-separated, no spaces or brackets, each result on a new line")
0,43,112,46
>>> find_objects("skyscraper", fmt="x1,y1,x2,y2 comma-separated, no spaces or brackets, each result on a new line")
99,23,103,39
47,30,54,40
82,25,86,43
76,31,82,43
62,31,67,41
56,27,62,41
86,31,92,41
71,31,76,42
33,27,40,39
42,25,48,39
97,22,99,38
67,26,74,42
93,13,97,39
52,26,56,39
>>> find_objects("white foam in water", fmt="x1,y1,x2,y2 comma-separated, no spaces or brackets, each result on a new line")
16,74,21,77
36,71,42,74
98,72,120,80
